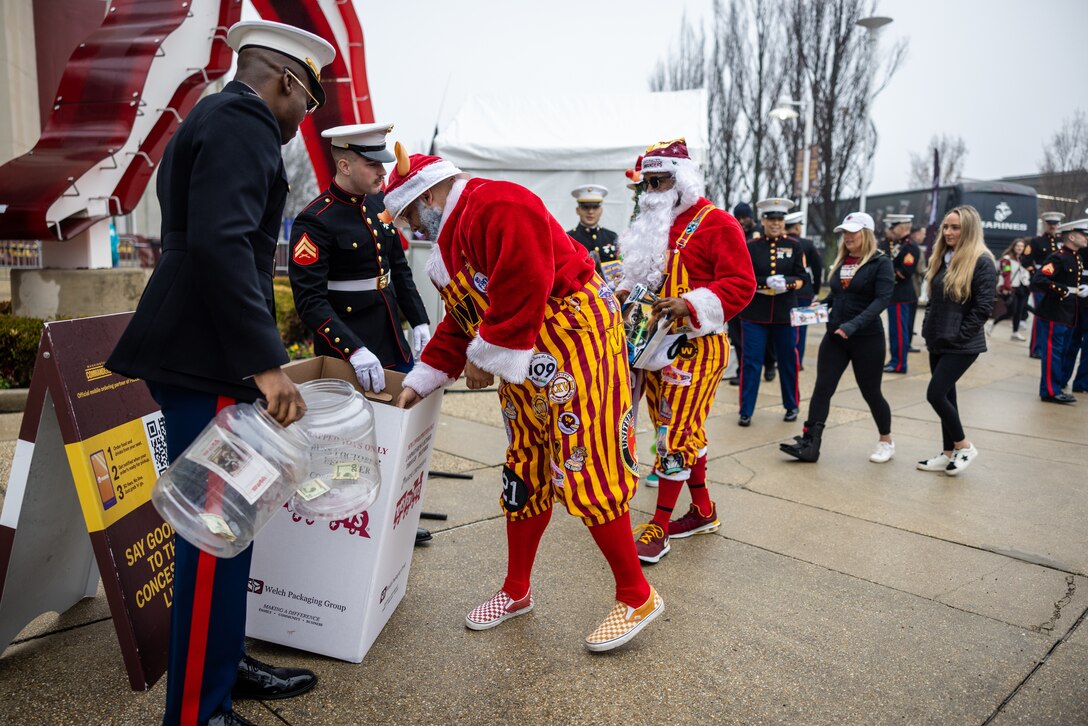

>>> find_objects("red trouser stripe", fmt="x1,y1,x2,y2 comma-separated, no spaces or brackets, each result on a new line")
1045,322,1055,397
180,395,235,724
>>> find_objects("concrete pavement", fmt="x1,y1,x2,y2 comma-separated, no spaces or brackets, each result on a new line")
0,318,1086,724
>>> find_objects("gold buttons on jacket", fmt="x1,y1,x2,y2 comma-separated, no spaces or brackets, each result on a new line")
324,327,330,333
346,306,353,313
351,197,358,203
352,242,358,249
367,218,372,225
344,347,350,353
335,337,340,343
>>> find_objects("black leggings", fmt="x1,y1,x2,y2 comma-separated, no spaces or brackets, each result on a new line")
926,351,979,450
993,287,1029,332
807,332,892,435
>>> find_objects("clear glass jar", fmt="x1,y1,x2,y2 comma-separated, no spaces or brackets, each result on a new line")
292,379,381,519
152,402,311,558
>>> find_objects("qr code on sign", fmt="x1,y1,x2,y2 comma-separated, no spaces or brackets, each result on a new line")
145,413,169,475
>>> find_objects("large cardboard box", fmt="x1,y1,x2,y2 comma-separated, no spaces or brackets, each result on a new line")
244,357,442,662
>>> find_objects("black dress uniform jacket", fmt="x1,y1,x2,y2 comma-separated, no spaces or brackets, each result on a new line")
889,238,920,303
790,235,823,299
1022,233,1059,273
922,254,997,355
107,81,289,401
568,224,619,263
739,235,811,324
289,184,428,366
1030,246,1082,327
825,253,894,338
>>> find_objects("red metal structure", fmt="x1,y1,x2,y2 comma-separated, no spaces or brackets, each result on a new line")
0,0,373,242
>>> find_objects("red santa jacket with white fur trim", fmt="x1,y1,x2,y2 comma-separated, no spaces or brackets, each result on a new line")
404,178,595,395
668,199,756,334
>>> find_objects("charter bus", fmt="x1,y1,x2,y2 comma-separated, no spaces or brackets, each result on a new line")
813,181,1039,256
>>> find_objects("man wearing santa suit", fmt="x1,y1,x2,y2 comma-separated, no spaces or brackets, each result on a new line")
386,143,662,652
614,139,756,564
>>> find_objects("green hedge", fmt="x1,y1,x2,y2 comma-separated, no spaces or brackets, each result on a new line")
273,279,313,359
0,314,45,388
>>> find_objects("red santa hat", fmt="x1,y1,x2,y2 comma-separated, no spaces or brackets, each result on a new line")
383,142,462,220
640,138,694,175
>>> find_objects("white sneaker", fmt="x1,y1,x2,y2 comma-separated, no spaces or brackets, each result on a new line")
916,452,951,472
869,441,895,463
945,444,978,476
1012,331,1026,341
984,320,995,336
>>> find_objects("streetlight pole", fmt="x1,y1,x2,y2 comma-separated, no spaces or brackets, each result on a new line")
770,95,814,238
856,15,892,213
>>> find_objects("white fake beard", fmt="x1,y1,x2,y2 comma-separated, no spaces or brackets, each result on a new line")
619,188,680,291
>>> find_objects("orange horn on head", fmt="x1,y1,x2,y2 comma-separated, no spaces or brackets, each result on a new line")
394,141,410,177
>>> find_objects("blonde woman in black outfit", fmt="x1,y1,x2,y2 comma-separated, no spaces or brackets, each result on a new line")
780,212,895,463
917,205,996,476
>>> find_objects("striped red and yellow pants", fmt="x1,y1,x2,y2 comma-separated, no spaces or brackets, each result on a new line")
642,332,729,479
498,277,640,526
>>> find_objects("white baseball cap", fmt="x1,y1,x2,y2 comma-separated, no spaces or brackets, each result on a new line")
835,212,875,233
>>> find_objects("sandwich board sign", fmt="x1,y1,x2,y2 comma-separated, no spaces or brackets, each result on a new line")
0,313,173,690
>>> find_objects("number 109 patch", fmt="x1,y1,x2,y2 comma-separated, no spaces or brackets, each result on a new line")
528,353,559,387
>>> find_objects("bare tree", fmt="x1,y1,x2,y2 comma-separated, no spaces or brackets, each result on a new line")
648,11,706,93
791,0,906,243
1038,110,1088,219
706,0,747,207
281,135,320,233
738,0,786,205
908,134,967,188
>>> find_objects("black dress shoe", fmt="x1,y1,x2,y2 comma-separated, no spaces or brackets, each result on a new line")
738,415,752,427
208,711,256,726
1029,353,1041,360
907,346,920,353
883,365,906,374
784,408,799,422
728,377,740,386
415,527,433,546
232,654,317,701
1041,393,1077,404
764,369,776,382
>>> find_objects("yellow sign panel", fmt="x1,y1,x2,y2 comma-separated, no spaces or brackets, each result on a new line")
65,417,163,532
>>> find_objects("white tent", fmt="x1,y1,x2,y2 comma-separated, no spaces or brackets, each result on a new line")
432,90,708,234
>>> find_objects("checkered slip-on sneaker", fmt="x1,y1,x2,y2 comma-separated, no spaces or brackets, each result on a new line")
465,589,534,631
584,586,664,652
668,503,720,538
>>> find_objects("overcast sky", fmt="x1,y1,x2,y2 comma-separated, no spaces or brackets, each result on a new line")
354,0,1087,197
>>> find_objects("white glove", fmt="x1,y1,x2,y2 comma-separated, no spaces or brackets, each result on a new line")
1078,284,1088,298
767,275,787,294
349,347,385,393
412,324,432,356
1069,287,1080,297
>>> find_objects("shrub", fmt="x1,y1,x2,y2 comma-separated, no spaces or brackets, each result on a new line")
0,314,45,387
273,278,310,348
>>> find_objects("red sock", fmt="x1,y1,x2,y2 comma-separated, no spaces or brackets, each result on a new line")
651,475,685,528
589,511,651,608
687,455,712,514
502,507,552,600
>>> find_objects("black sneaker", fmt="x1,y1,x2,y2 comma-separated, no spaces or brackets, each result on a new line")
1041,393,1077,404
784,408,799,422
738,415,752,427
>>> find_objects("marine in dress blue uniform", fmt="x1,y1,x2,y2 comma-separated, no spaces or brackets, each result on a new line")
1061,244,1088,393
1030,218,1087,404
567,184,620,264
106,21,334,726
881,214,919,373
289,123,430,391
1024,212,1065,358
785,210,822,369
737,198,811,425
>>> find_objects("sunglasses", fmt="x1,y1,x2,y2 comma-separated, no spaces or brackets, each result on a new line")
284,68,320,114
645,175,674,189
